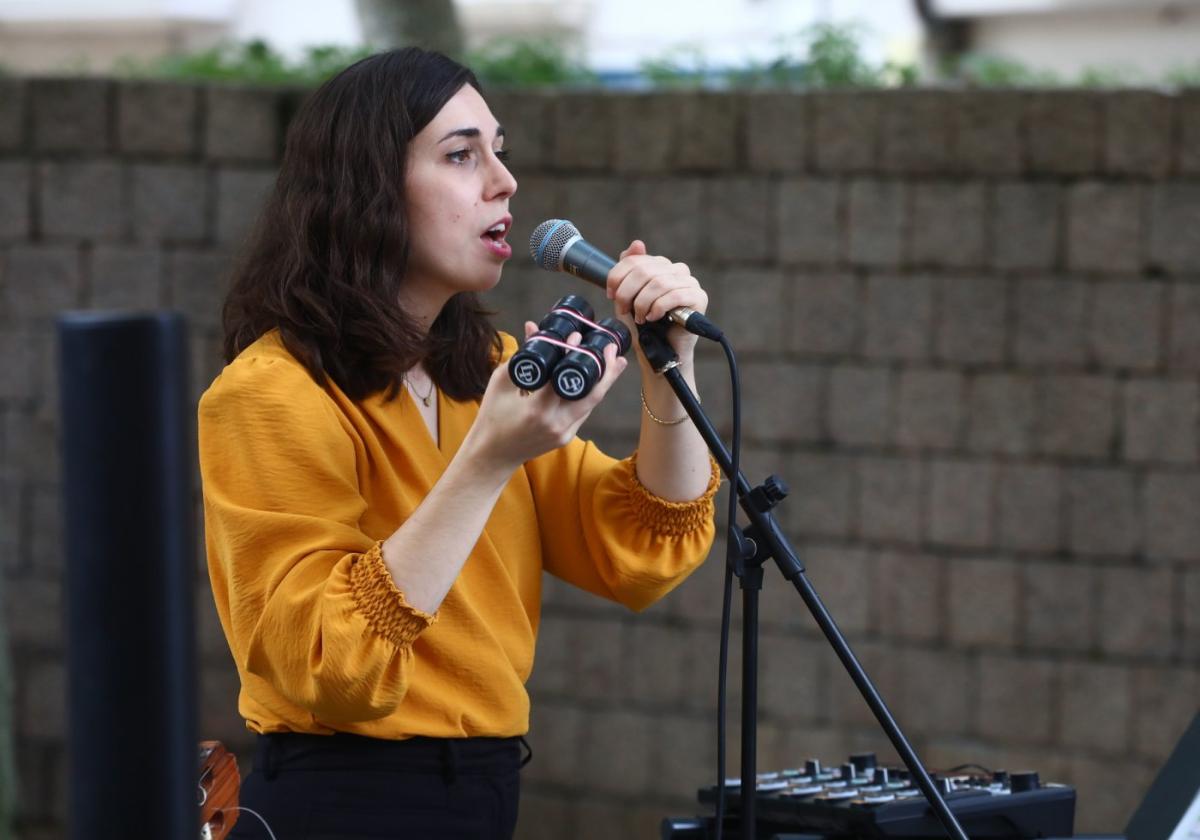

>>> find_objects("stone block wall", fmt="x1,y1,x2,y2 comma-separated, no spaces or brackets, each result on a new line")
0,79,1198,839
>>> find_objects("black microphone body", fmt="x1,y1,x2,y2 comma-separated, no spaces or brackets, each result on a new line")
530,219,723,341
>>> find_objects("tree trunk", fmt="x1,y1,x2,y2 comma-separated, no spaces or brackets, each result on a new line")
355,0,465,60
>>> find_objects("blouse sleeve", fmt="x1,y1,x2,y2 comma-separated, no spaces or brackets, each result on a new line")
523,440,721,611
198,354,435,725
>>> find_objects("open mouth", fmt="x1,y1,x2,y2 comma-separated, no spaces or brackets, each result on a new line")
482,219,510,242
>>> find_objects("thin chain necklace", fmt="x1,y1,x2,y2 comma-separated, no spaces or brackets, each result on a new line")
407,374,435,407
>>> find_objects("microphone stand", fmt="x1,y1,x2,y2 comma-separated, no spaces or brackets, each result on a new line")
636,323,970,840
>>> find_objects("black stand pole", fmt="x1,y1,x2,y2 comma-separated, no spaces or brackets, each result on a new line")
636,323,969,840
59,312,197,840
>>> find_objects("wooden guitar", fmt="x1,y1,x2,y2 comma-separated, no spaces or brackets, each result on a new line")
199,740,241,840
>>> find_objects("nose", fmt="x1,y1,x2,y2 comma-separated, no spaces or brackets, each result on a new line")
485,152,517,201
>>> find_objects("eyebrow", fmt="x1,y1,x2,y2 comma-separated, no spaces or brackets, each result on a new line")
436,125,506,143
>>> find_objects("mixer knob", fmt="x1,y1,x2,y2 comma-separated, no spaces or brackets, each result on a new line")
873,767,890,785
1010,771,1040,792
935,775,953,795
804,758,821,777
850,752,878,774
991,769,1009,785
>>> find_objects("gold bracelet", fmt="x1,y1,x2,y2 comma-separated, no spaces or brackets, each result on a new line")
640,387,693,426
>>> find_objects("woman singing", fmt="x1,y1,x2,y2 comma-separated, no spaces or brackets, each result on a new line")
199,47,718,839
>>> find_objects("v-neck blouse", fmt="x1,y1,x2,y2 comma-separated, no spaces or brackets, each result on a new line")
198,329,719,739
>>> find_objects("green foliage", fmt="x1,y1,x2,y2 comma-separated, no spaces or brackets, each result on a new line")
114,39,374,85
1165,61,1200,86
952,53,1060,86
641,22,919,90
467,38,595,87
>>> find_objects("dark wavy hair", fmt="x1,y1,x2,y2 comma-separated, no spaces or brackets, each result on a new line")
221,48,501,402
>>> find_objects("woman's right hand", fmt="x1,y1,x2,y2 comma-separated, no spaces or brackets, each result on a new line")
464,324,629,472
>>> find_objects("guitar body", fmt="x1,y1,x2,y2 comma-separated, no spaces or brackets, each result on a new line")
199,740,241,840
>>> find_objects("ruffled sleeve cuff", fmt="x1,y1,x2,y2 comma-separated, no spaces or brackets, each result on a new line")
349,542,438,647
626,451,722,536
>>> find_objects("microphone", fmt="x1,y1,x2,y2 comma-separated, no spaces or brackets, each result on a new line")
529,219,723,341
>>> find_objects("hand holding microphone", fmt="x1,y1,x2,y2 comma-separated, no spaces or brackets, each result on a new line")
529,220,723,343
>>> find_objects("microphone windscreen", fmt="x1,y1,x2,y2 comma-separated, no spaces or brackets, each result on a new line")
529,219,580,270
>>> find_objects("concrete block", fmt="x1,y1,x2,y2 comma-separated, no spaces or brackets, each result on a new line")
746,91,808,172
803,544,872,633
198,664,248,749
89,246,163,310
761,636,829,724
1180,90,1200,174
514,793,574,839
204,85,281,162
630,177,702,261
882,91,952,174
1149,182,1200,273
649,715,718,801
894,648,970,737
566,616,625,698
1096,566,1174,658
742,361,823,444
116,81,199,156
624,623,691,708
996,463,1062,552
947,557,1018,648
952,91,1024,175
706,267,785,353
131,164,208,243
829,366,892,447
3,577,61,649
1023,562,1094,652
909,181,986,269
977,655,1055,744
1185,571,1200,658
1144,471,1200,562
486,89,553,173
859,456,923,544
967,373,1036,456
1,245,82,320
776,178,841,265
1015,277,1088,366
788,271,860,356
1036,374,1117,458
675,92,740,171
215,168,276,246
0,78,26,150
576,708,652,796
813,91,880,173
991,182,1061,271
1026,92,1102,174
1066,182,1144,272
1122,379,1200,464
895,368,964,450
702,176,770,262
935,275,1007,365
609,93,674,173
1060,661,1131,753
21,660,66,738
30,77,111,152
562,177,631,258
1089,280,1163,371
1169,284,1200,371
0,161,30,239
1131,664,1200,760
508,175,561,270
786,453,857,539
38,161,125,239
1068,755,1154,834
847,179,905,267
30,483,63,573
166,250,233,330
552,93,611,170
876,550,942,641
1066,468,1140,556
928,459,994,549
863,273,934,361
1105,91,1172,177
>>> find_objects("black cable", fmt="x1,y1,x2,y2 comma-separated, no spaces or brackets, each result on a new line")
714,334,740,840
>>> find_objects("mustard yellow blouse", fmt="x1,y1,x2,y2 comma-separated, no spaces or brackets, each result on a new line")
198,330,718,739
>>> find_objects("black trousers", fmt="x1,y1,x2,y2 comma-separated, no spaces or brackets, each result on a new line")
226,732,528,840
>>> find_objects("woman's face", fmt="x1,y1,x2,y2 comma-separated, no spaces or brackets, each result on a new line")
403,84,517,316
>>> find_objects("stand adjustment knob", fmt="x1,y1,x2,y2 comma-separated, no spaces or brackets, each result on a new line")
749,474,790,512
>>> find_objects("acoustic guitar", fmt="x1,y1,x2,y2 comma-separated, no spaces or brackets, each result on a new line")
199,740,240,840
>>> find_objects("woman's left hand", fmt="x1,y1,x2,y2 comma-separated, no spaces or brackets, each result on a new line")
605,239,708,369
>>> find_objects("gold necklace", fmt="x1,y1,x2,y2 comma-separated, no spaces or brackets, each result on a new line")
408,375,435,407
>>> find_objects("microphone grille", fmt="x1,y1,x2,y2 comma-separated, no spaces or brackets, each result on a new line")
529,219,580,270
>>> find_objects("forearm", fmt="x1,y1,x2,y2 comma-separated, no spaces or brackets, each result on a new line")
634,360,712,502
380,434,515,614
